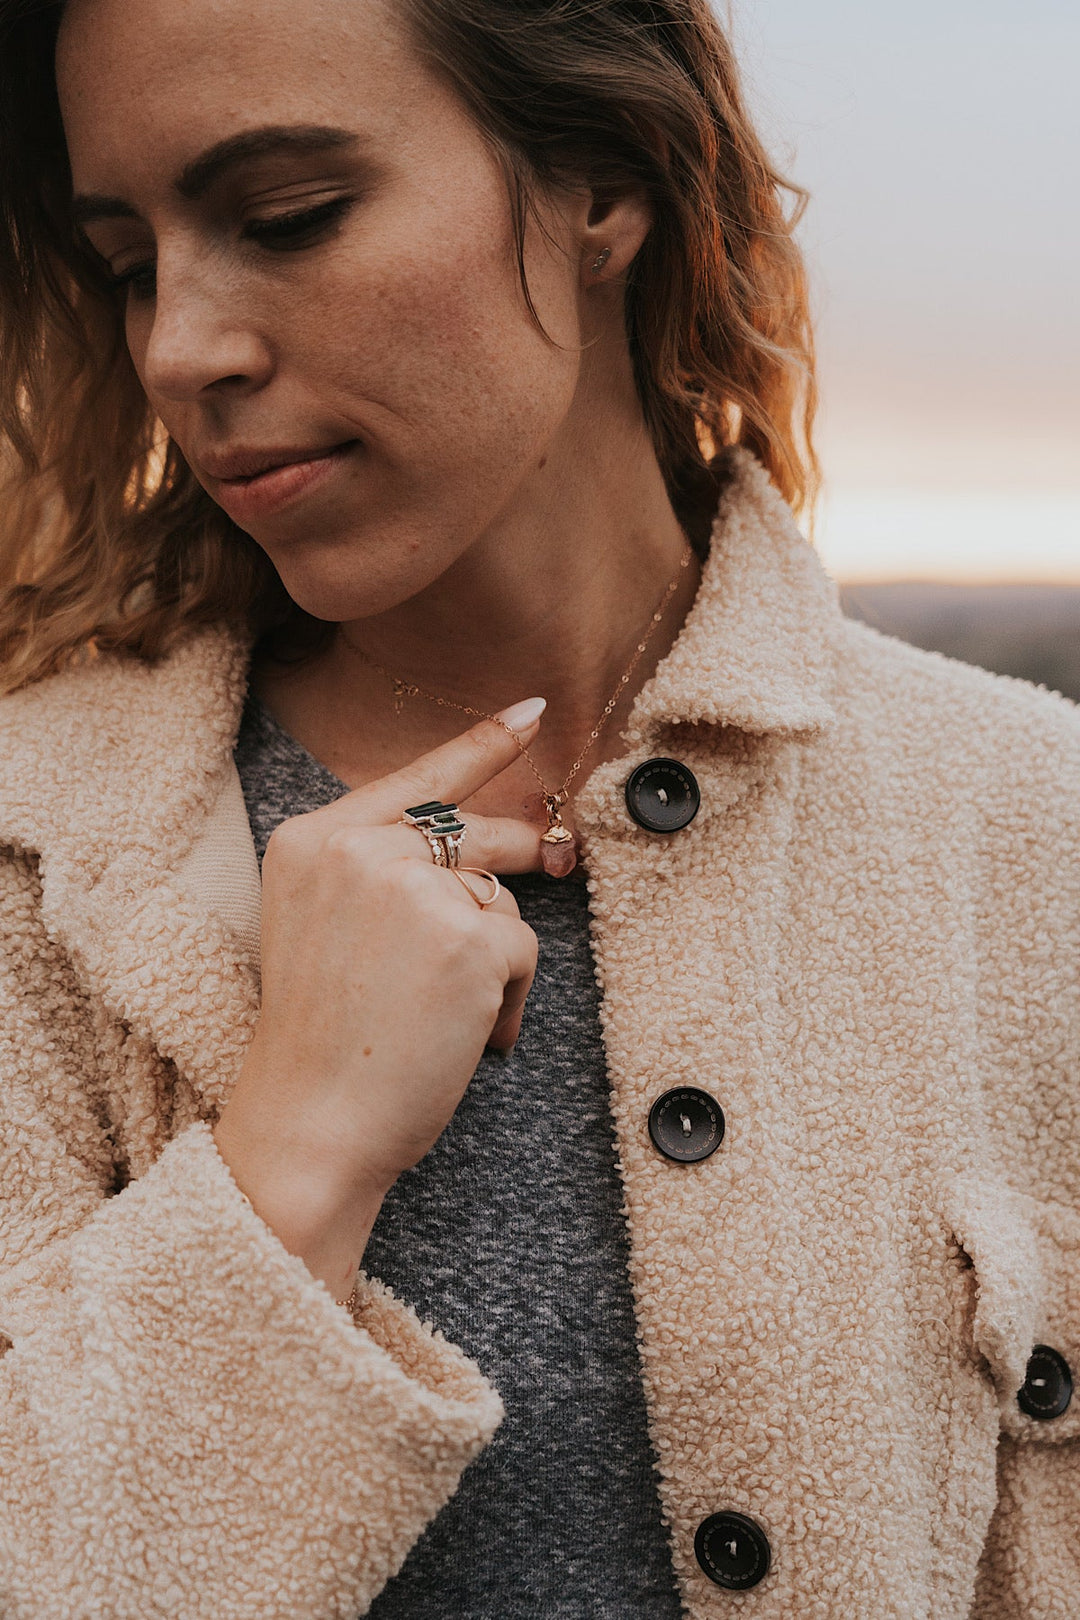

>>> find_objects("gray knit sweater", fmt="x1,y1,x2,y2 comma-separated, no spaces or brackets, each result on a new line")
234,686,684,1618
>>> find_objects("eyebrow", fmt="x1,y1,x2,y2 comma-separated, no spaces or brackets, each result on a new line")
70,124,361,227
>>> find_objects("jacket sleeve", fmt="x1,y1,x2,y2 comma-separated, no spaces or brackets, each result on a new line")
0,847,505,1620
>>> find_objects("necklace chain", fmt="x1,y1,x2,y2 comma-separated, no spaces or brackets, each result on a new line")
345,547,693,809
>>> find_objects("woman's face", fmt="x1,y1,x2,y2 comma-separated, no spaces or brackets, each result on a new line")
56,0,591,619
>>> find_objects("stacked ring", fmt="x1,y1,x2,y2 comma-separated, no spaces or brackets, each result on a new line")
400,800,502,910
401,800,467,868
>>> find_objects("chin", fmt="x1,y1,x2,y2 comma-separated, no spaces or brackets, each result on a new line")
269,568,400,625
264,484,495,620
260,538,444,625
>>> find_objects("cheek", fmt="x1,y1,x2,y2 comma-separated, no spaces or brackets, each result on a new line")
308,208,582,473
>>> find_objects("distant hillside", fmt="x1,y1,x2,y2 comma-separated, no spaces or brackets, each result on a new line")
839,583,1080,704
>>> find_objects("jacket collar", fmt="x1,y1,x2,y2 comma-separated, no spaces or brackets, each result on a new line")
628,446,840,741
573,447,842,850
0,447,842,1112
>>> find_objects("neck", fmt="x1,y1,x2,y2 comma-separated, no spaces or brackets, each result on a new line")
251,393,704,815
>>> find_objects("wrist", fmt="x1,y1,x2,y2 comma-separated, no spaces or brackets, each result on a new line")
211,1116,389,1301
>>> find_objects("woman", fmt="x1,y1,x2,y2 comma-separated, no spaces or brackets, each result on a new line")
0,0,1077,1615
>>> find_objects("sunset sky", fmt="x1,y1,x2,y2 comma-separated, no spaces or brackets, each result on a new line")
730,0,1079,581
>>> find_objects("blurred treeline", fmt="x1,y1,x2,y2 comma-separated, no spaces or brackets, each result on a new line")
840,584,1080,705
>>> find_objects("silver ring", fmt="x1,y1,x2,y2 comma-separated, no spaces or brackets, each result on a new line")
401,800,467,869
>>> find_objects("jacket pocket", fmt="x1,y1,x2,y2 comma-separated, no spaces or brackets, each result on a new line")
941,1175,1080,1444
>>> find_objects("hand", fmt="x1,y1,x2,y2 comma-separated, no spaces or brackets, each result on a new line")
212,699,545,1300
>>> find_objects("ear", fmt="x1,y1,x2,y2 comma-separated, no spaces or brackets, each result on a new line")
574,185,655,285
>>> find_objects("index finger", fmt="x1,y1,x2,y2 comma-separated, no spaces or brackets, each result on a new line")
351,696,547,824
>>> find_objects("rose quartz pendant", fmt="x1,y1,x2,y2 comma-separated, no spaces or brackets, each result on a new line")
539,819,578,878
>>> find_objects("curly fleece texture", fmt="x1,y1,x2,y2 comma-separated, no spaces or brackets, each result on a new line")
0,447,1078,1618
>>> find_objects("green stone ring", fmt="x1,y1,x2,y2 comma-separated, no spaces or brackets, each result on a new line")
401,800,468,868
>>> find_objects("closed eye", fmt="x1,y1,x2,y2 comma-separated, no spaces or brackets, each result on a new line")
106,194,355,300
243,194,354,246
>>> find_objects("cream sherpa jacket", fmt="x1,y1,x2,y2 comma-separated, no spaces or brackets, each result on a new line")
0,449,1078,1620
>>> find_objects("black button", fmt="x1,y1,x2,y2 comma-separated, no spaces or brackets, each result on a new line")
1017,1345,1073,1420
624,758,700,833
695,1511,772,1590
648,1088,725,1163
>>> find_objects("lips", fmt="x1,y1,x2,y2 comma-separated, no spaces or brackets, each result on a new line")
199,440,359,482
202,439,359,523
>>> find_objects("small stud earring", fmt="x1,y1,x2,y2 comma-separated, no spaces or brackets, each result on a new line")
590,246,612,275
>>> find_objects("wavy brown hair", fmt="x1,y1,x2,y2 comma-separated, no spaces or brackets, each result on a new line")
0,0,817,693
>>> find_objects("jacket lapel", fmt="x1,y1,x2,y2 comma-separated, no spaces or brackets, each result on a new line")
0,624,261,1119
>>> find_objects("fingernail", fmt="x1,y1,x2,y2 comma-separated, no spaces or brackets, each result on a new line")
495,696,546,734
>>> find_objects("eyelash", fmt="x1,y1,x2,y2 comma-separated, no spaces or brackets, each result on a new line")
108,195,353,300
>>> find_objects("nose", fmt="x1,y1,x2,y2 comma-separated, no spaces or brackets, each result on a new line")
138,249,274,404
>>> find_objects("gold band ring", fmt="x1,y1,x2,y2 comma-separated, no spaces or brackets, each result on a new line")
451,867,501,909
